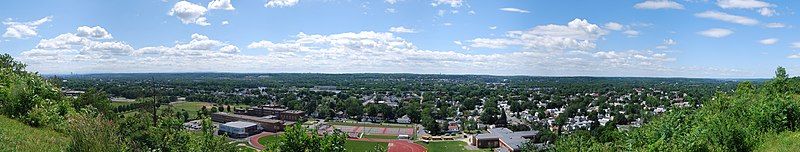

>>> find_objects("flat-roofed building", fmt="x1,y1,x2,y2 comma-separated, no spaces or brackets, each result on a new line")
219,121,259,138
471,128,540,152
280,110,305,121
211,112,293,132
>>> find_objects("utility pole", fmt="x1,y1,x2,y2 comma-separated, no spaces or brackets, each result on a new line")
152,77,158,127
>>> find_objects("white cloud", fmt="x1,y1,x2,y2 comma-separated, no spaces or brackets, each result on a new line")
717,0,776,17
623,30,640,37
389,26,417,33
2,16,52,39
169,1,210,26
788,53,800,59
759,7,775,16
765,22,786,28
716,0,771,9
694,11,758,26
489,26,497,30
758,38,778,45
604,22,623,31
634,0,684,10
698,28,733,38
27,30,134,62
793,42,800,48
208,0,235,10
433,0,464,8
469,19,607,50
265,0,299,8
76,26,113,39
385,0,401,4
499,8,530,13
385,8,397,13
656,38,677,49
221,21,229,25
17,19,741,77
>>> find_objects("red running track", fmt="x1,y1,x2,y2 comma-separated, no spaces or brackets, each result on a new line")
388,140,427,152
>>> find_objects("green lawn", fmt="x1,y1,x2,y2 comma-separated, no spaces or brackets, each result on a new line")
0,116,70,152
756,131,800,152
415,141,491,152
257,134,281,146
345,140,388,152
328,121,414,128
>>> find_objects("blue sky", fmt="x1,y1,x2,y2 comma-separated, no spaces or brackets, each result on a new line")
0,0,798,78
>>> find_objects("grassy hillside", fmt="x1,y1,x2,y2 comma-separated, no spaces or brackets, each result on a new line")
0,116,70,151
756,131,800,152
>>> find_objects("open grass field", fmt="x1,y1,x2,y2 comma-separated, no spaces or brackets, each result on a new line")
0,116,70,152
756,131,800,152
257,134,281,146
117,101,249,120
345,140,388,152
415,141,491,152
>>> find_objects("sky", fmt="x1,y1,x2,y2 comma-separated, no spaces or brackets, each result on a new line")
0,0,798,78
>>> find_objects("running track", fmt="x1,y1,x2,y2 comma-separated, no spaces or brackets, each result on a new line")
388,140,427,152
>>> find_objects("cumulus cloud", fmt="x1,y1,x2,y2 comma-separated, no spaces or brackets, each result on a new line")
499,8,530,13
634,0,684,10
604,22,623,31
25,19,749,77
716,0,776,16
717,0,771,9
759,8,776,16
469,19,607,50
623,30,640,37
389,26,417,33
385,0,401,4
221,21,229,25
695,11,758,26
2,16,52,39
758,38,778,45
265,0,299,8
208,0,235,10
793,42,800,49
169,1,210,26
26,30,134,62
656,38,677,49
698,28,733,38
433,0,463,8
788,53,800,59
76,26,113,39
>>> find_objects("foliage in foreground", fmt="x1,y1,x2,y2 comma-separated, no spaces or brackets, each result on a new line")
549,67,800,152
0,115,70,152
0,54,239,151
265,124,347,152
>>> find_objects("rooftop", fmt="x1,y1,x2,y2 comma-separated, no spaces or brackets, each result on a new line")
223,121,258,128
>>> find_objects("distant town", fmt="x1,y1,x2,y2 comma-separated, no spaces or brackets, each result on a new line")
56,73,739,151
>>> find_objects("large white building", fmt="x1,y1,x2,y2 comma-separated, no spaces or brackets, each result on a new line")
218,121,259,138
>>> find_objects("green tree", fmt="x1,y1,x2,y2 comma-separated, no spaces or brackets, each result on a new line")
74,88,113,116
